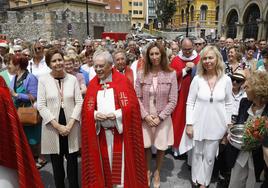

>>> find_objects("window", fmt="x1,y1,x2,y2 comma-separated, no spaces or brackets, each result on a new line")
181,9,184,23
190,6,194,21
200,5,208,20
129,2,132,6
133,10,139,14
133,2,139,6
139,10,142,14
128,10,132,15
139,2,143,6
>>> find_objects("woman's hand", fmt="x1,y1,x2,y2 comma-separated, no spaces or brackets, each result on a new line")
186,125,193,139
152,115,161,126
106,113,116,120
145,115,157,127
57,124,70,136
10,89,18,98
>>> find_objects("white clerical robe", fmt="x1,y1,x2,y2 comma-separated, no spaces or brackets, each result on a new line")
0,166,19,188
94,84,124,187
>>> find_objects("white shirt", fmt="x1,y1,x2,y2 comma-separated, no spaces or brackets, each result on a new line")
232,90,247,116
0,166,18,188
27,57,51,79
186,74,233,141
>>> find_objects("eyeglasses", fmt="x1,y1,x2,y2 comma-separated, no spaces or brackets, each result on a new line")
35,47,42,51
23,54,30,57
195,43,202,46
231,77,244,84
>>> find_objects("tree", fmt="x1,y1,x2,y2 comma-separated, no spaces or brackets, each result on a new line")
155,0,177,29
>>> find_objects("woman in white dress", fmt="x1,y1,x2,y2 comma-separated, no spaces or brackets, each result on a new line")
184,45,233,188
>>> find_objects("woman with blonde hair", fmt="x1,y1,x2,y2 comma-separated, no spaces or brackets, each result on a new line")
180,45,233,188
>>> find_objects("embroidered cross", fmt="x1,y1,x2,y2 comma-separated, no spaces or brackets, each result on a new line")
87,97,95,111
119,92,128,107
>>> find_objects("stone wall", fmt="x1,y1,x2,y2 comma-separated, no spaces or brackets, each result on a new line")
0,9,131,41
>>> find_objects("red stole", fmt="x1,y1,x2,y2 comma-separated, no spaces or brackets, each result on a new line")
0,76,44,188
124,66,134,86
170,55,200,148
81,69,147,188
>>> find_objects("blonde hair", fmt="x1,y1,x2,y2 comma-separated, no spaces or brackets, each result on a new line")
247,71,268,102
64,55,75,63
197,45,225,77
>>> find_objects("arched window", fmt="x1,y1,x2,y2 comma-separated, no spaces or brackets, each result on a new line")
216,6,219,21
226,9,238,39
181,9,184,23
243,3,260,40
200,5,208,20
190,6,194,21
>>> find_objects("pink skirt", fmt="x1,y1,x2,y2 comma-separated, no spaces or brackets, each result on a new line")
142,115,174,150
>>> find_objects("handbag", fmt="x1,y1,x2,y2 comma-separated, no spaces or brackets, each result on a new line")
17,94,41,125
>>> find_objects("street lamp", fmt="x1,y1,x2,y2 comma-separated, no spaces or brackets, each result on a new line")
186,0,191,37
86,0,89,36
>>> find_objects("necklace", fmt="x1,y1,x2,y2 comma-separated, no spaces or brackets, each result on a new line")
206,75,218,103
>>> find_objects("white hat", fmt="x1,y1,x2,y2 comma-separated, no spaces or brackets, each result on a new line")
0,43,8,49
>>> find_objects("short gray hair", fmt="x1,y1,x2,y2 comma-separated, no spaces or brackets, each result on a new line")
93,50,114,65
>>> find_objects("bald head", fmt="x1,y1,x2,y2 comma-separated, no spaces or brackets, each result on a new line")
181,38,194,58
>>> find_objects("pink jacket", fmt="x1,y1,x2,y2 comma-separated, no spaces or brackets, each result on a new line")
135,70,178,120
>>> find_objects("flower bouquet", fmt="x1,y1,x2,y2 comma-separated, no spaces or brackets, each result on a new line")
242,116,268,151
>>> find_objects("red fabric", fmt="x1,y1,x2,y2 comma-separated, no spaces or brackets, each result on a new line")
124,66,134,86
170,55,200,148
0,76,44,188
81,68,147,188
99,127,123,187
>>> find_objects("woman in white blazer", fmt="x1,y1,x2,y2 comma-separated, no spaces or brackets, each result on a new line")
37,48,83,188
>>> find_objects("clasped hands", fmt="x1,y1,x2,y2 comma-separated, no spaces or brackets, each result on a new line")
54,122,74,137
145,114,161,127
95,112,116,128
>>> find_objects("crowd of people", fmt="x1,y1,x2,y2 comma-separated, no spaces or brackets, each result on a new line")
0,34,268,188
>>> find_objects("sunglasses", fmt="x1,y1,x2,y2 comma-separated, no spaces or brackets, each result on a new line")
23,54,30,57
35,47,42,51
231,77,244,84
195,43,202,46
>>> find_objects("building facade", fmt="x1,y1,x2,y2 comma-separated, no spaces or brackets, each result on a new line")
122,0,146,29
172,0,219,38
103,0,122,14
1,0,130,41
219,0,268,40
148,0,156,23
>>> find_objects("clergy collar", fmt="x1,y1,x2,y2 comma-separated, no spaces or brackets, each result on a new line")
100,72,112,85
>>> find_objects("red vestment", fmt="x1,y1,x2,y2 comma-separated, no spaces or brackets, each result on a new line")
124,66,134,86
170,55,200,148
81,69,147,188
0,76,44,188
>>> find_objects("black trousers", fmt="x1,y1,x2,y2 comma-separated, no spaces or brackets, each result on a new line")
50,108,79,188
50,152,79,188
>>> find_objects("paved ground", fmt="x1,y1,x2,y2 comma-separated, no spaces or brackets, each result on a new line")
39,153,262,188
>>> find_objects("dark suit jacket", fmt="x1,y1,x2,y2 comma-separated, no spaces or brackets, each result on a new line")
225,98,268,180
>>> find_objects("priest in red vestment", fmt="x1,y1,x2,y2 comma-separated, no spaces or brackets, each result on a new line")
0,76,44,188
113,49,134,85
170,38,200,153
81,50,147,188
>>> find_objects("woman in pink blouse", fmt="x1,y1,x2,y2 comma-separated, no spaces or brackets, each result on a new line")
135,42,178,188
